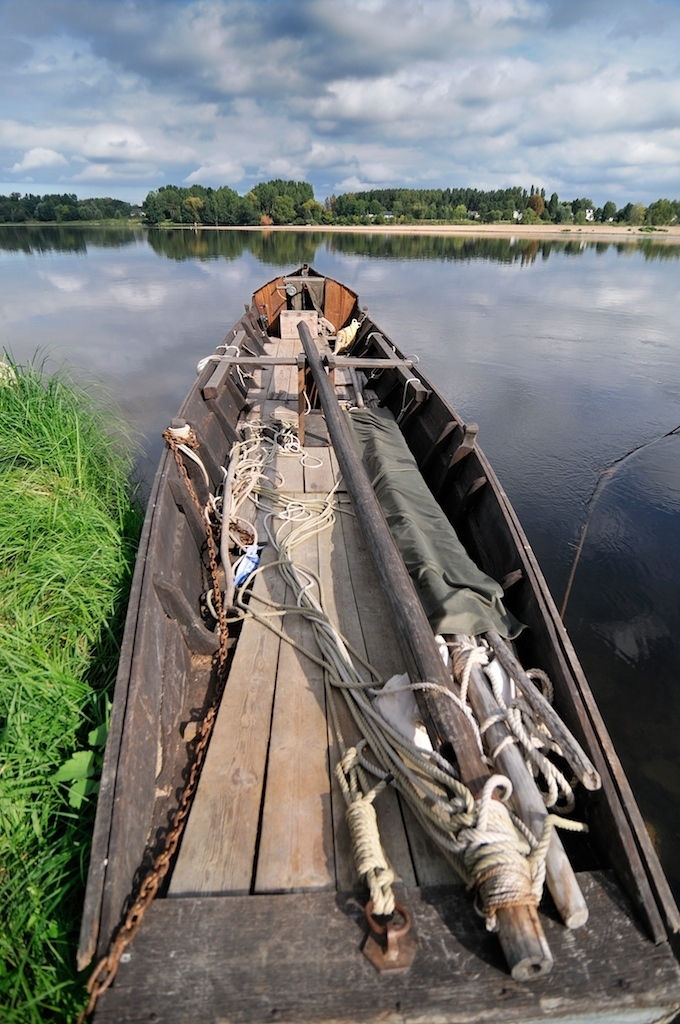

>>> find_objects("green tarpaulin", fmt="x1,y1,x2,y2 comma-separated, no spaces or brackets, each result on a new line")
346,407,524,640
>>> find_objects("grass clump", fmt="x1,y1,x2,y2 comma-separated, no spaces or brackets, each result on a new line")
0,359,143,1022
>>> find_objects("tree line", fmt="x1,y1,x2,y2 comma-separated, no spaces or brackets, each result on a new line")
140,180,323,226
0,192,133,223
2,181,679,227
140,181,680,227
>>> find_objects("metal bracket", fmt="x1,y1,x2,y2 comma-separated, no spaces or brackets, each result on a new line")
362,901,417,973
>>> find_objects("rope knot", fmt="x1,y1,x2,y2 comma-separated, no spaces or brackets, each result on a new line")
345,795,395,917
458,776,538,932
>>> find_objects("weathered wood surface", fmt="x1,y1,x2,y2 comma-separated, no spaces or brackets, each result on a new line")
324,276,357,332
170,482,438,897
77,449,171,969
93,872,680,1024
168,546,284,896
253,517,336,893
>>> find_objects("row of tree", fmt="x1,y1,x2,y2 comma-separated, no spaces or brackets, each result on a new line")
2,181,679,228
0,192,132,223
141,181,680,227
140,180,324,226
326,187,680,226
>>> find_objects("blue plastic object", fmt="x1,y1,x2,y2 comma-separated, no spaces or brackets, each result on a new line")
234,544,261,586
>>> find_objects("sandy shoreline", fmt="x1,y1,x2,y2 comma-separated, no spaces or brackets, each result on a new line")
200,222,680,243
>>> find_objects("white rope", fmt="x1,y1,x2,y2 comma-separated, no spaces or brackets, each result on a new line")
396,377,420,424
450,637,579,814
336,747,395,916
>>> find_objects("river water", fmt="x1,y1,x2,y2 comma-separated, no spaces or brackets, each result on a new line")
2,224,679,898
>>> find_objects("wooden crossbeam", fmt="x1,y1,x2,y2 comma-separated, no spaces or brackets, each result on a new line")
324,355,415,369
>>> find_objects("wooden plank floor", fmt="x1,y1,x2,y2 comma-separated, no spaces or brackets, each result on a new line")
169,482,451,895
171,329,456,898
253,512,335,894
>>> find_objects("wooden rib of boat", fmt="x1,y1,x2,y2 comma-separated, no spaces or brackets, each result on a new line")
78,266,680,1023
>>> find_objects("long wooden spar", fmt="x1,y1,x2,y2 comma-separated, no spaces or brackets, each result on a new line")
298,322,553,981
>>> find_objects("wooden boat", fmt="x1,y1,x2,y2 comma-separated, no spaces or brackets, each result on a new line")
78,266,680,1023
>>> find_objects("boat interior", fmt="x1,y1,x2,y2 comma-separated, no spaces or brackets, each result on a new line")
79,267,680,1023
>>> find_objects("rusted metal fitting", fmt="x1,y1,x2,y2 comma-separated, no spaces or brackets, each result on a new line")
362,900,417,973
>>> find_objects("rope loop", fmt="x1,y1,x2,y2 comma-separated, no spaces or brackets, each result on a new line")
345,794,396,917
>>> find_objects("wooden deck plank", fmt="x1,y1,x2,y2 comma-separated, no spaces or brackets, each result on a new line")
319,510,417,891
268,336,298,403
254,521,336,893
242,359,274,420
92,873,680,1024
337,509,409,682
168,546,284,896
302,409,329,448
273,448,305,493
259,335,300,429
302,444,338,494
329,447,346,491
337,507,456,887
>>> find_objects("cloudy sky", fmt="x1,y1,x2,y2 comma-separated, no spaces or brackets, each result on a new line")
1,0,679,208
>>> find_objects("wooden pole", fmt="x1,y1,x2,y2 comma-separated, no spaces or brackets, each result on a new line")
298,322,553,980
454,638,588,929
485,632,601,792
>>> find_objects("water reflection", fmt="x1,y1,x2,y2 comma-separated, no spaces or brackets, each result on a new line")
564,432,680,894
0,223,145,253
1,223,679,263
145,227,325,266
324,232,680,263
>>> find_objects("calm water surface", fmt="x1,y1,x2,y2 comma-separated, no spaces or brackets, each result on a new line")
2,225,679,896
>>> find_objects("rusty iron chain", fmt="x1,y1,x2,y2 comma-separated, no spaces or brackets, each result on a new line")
79,426,231,1020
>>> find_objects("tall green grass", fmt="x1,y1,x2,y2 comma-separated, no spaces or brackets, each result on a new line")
0,359,143,1022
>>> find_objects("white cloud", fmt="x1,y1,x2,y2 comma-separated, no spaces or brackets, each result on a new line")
10,146,68,172
0,0,678,205
184,161,245,184
110,281,167,310
70,162,161,183
81,124,149,162
42,272,84,293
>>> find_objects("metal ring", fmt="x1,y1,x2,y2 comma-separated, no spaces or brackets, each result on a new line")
364,900,411,939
